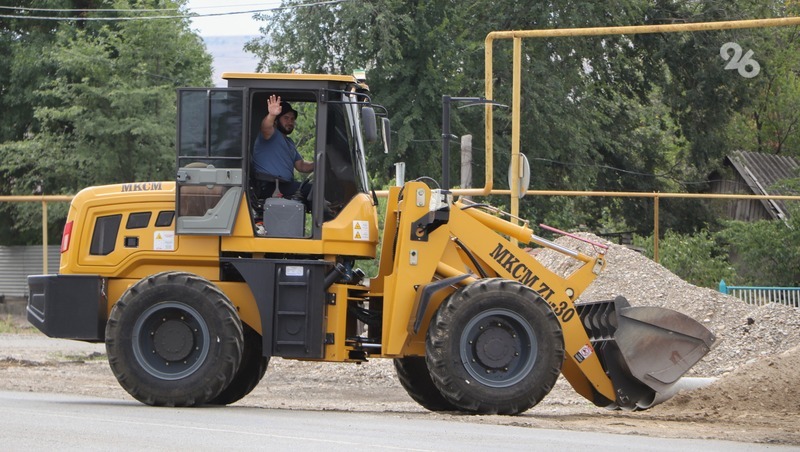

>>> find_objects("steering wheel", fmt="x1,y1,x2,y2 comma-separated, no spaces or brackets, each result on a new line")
292,172,313,205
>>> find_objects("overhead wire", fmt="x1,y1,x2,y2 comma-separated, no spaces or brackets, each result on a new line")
411,137,743,189
0,0,348,21
0,3,278,12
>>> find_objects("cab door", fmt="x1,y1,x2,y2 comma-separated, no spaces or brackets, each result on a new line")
175,88,247,235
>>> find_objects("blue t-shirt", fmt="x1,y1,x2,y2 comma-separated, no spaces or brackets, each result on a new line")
252,131,302,181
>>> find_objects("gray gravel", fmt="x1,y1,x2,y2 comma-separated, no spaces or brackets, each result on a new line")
535,233,800,377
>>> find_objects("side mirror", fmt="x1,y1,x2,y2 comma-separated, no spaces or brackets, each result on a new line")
381,117,391,154
362,107,378,143
508,153,531,199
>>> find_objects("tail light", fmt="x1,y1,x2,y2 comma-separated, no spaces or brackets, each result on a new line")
61,220,73,253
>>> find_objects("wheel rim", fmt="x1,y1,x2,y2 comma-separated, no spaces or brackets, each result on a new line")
460,308,537,388
132,301,210,380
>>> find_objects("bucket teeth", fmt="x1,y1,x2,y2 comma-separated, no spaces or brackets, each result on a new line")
576,297,625,341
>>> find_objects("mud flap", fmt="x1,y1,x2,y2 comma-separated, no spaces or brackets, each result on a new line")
576,296,717,409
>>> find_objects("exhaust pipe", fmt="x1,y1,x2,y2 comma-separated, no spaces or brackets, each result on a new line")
576,296,717,410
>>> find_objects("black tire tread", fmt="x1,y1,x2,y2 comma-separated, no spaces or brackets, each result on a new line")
394,356,458,412
209,323,268,405
105,271,243,407
426,278,564,415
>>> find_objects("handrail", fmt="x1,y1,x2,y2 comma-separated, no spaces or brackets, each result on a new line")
0,195,73,202
375,188,799,263
2,190,798,271
720,279,800,307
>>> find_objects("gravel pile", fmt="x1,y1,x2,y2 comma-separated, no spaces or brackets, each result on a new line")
534,233,800,377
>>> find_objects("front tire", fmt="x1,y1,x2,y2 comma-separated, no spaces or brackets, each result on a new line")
426,278,564,415
105,271,243,406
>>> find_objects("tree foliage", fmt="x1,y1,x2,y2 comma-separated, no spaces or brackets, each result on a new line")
3,0,799,278
635,202,800,288
248,0,799,236
248,0,473,184
244,0,800,284
0,0,211,244
634,230,737,288
717,206,800,286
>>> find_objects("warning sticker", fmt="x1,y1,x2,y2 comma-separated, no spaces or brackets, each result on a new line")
353,221,370,241
574,344,594,363
154,230,175,251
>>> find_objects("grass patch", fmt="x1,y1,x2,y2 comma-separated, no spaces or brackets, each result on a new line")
0,314,37,334
60,351,106,362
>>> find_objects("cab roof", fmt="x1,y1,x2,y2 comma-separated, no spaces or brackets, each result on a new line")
221,72,359,83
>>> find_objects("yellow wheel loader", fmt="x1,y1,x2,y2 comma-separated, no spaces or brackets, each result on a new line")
27,72,715,414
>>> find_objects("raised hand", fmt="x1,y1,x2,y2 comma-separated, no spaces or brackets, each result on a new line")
267,94,282,117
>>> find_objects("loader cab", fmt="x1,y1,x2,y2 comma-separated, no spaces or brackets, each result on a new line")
175,73,378,240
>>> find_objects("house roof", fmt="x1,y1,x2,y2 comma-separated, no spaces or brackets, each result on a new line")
726,151,800,221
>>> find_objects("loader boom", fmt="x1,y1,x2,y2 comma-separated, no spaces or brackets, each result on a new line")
373,182,715,410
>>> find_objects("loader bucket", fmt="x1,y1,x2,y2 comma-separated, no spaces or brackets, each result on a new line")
576,296,717,410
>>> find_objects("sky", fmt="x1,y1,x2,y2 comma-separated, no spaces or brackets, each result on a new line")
183,1,277,85
185,0,279,37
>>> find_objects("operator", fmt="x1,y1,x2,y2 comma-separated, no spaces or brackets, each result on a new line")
252,94,315,200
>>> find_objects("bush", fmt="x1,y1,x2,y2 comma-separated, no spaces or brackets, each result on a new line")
717,216,800,286
634,230,737,289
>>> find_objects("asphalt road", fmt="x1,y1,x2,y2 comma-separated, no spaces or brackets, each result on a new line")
0,391,794,451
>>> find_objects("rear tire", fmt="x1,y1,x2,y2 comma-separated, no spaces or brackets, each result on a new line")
426,278,564,415
209,324,268,405
105,271,243,407
394,356,458,412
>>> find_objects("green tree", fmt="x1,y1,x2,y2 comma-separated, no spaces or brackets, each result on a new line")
724,21,800,157
634,229,737,288
248,1,685,221
248,0,470,184
716,206,800,286
0,0,212,244
247,0,800,239
0,0,63,144
644,1,800,170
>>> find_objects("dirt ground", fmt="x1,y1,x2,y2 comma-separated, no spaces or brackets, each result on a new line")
2,237,799,446
1,327,798,446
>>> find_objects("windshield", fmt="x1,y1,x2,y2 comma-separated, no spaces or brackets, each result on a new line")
346,95,371,194
323,95,371,208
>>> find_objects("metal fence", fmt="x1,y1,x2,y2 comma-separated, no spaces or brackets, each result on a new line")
719,280,800,307
0,245,60,299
